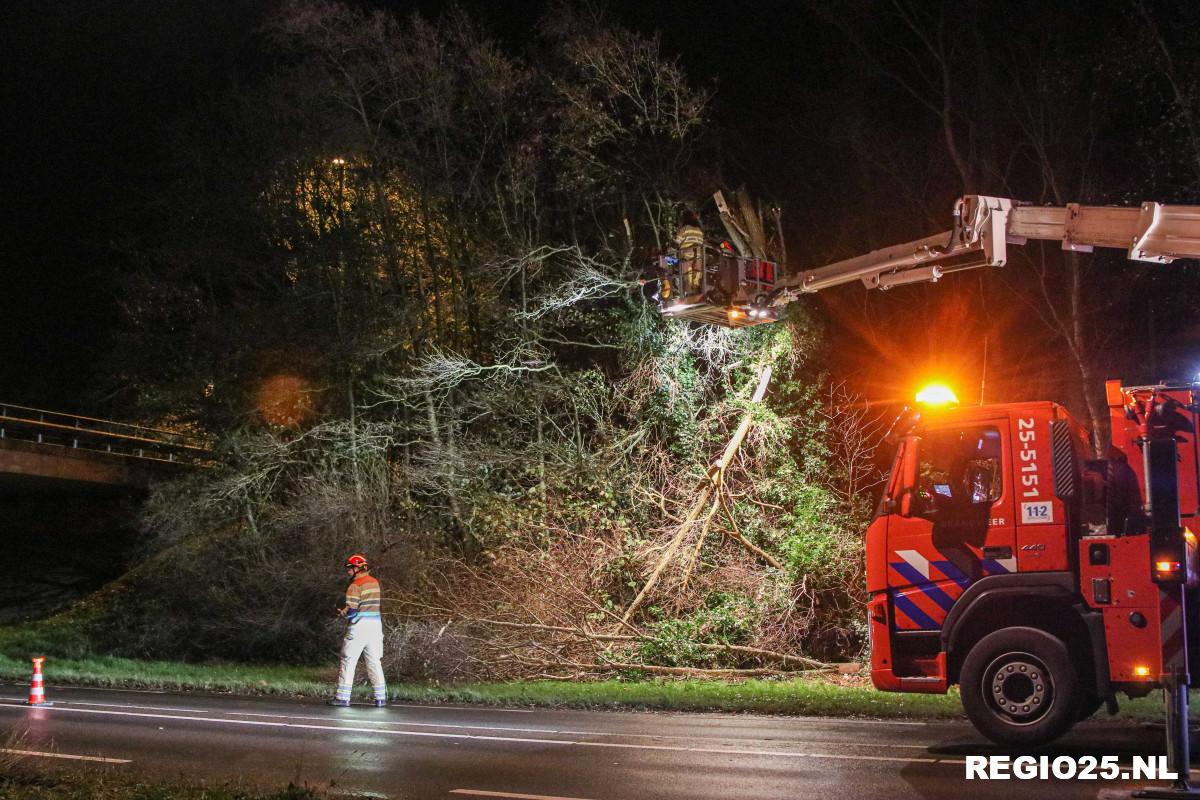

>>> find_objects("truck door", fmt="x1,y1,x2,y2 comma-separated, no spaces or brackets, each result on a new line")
887,424,1016,650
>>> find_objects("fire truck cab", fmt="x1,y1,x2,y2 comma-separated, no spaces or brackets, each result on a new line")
868,382,1200,745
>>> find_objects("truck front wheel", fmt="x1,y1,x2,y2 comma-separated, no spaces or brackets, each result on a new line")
959,627,1079,747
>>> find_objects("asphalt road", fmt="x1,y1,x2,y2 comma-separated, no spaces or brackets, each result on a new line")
0,685,1189,799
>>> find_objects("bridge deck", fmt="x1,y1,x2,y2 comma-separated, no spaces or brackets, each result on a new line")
0,403,209,490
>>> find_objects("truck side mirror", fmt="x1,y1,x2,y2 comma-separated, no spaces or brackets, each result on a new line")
897,437,920,517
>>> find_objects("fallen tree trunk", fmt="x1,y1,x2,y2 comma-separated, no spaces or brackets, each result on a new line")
691,642,830,669
532,659,828,678
394,611,836,671
619,365,774,625
598,661,826,677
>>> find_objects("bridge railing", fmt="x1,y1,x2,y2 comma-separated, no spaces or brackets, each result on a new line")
0,403,211,465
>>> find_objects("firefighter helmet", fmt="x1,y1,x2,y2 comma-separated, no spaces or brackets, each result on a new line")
344,553,369,570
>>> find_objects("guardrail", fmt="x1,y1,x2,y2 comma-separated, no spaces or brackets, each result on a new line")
0,403,211,466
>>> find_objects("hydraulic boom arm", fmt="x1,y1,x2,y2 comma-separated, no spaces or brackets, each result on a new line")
780,195,1200,297
661,195,1200,326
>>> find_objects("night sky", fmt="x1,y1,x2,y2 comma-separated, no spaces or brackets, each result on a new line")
3,1,1197,414
2,1,266,409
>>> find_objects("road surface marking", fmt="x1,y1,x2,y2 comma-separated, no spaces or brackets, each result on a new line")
545,731,930,749
0,747,131,764
565,739,967,765
226,711,933,749
66,700,225,715
451,791,596,800
0,702,962,766
225,710,936,748
0,689,528,712
808,717,925,726
0,683,167,695
25,700,561,734
15,698,932,750
405,704,535,713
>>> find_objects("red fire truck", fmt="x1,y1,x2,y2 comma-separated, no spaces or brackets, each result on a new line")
867,380,1196,747
661,196,1200,761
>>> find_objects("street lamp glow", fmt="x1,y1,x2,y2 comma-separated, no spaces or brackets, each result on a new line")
915,382,958,406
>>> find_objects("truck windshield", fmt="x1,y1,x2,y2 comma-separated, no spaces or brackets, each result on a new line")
915,426,1003,517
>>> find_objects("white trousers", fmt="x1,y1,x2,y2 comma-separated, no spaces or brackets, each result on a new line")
336,616,387,701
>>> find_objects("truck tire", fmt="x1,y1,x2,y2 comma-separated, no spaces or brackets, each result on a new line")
959,627,1079,747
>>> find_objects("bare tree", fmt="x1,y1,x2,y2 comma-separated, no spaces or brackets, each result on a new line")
818,383,886,509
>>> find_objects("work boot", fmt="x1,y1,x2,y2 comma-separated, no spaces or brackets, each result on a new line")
374,699,388,708
327,699,351,707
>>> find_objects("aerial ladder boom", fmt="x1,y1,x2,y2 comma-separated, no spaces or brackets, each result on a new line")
661,195,1200,326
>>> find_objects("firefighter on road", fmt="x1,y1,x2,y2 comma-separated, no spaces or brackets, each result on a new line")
330,553,388,707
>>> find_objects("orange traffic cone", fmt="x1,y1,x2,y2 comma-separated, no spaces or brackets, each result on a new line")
25,657,51,706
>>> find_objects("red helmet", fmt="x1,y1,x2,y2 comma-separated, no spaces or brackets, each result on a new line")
344,553,368,570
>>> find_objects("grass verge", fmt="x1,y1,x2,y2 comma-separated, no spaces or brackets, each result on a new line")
0,768,333,800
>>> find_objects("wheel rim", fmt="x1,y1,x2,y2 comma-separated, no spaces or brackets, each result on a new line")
982,651,1054,726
